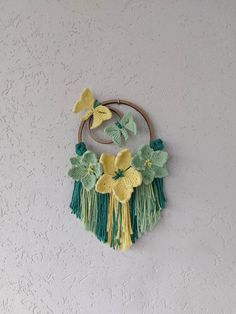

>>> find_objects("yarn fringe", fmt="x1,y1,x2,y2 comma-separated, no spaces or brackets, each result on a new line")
69,178,166,250
69,181,82,219
130,190,138,243
152,178,166,210
96,193,108,243
107,194,132,251
80,187,98,234
132,183,161,236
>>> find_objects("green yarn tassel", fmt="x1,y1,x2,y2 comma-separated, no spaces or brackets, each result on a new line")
70,181,82,219
96,193,108,243
80,187,98,234
110,203,122,250
134,183,161,236
69,142,87,220
153,178,166,209
150,138,167,210
130,190,138,243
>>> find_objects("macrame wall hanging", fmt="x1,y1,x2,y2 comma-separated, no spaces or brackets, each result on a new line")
68,88,168,251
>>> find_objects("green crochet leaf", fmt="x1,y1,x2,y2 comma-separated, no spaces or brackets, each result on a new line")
81,151,98,164
81,174,96,191
139,144,153,160
152,151,168,167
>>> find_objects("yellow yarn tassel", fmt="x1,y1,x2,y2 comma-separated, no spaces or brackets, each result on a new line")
107,193,132,251
119,202,132,251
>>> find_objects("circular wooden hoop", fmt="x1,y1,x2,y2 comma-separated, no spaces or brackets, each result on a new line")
77,99,155,143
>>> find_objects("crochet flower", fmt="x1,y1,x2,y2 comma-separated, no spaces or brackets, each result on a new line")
131,144,168,185
68,151,102,190
95,149,142,203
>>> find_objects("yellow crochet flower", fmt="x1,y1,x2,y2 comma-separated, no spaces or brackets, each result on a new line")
96,149,142,203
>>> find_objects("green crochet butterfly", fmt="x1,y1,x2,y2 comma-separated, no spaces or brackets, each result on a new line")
104,112,137,146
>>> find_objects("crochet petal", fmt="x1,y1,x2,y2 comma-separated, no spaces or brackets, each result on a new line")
81,174,96,191
139,144,153,160
93,163,102,178
125,168,142,188
96,174,113,193
70,156,81,165
100,153,115,175
131,154,145,171
154,165,168,178
115,149,132,171
68,165,87,181
152,151,168,167
141,168,155,185
112,177,133,203
81,151,97,164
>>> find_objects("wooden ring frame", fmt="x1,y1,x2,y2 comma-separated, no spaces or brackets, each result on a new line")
77,99,155,144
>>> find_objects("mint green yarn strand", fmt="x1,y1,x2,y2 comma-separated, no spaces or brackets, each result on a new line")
135,183,161,236
80,187,98,234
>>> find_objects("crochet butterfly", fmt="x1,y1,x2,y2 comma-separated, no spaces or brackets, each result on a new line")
104,112,137,146
72,88,112,129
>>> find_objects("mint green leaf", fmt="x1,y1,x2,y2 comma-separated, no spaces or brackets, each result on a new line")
81,174,96,190
139,144,153,160
131,154,145,170
152,151,168,167
81,151,97,164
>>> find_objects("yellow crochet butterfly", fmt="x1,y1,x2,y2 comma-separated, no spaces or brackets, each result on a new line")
72,88,112,129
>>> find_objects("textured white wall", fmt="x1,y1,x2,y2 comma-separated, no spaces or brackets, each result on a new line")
1,1,236,313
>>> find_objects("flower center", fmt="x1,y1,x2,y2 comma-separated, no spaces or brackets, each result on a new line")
144,159,152,168
112,169,124,180
87,164,94,175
